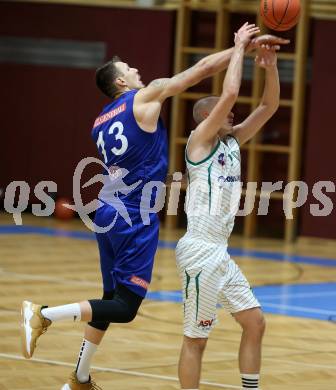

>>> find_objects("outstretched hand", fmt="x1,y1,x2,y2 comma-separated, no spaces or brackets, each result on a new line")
255,45,278,68
247,34,290,52
234,22,260,48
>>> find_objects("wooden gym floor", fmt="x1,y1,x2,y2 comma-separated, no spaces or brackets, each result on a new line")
0,213,335,390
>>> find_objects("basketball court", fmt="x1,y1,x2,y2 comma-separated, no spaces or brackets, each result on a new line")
0,214,335,389
1,0,336,389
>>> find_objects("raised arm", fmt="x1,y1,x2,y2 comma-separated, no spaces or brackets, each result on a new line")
233,47,280,145
133,45,237,131
190,23,260,145
136,33,289,105
134,29,286,132
136,47,235,105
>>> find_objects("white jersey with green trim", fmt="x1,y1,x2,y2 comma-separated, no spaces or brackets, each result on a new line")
184,134,241,243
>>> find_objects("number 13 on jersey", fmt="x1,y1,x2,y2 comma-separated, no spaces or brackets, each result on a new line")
96,121,129,163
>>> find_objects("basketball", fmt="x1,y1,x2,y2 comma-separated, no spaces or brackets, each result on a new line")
260,0,301,31
54,197,75,220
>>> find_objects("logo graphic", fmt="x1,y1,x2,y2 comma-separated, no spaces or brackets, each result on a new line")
224,175,241,183
130,275,149,290
66,157,142,233
218,153,225,166
93,103,126,128
218,175,242,189
198,319,214,328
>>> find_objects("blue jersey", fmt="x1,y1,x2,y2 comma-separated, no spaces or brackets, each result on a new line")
91,89,168,297
91,90,168,208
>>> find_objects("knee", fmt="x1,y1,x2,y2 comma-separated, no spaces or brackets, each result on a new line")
118,294,142,323
88,321,110,331
102,289,139,322
236,309,266,337
88,291,115,330
183,336,208,354
121,305,139,323
254,314,266,336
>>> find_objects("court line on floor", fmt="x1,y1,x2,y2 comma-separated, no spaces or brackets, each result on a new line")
2,268,336,303
1,351,335,374
146,291,336,318
2,269,336,318
148,289,336,301
261,302,336,316
0,353,242,389
2,227,336,321
0,269,100,287
1,225,336,267
258,290,336,300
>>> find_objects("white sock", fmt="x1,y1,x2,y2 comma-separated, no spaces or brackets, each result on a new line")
75,339,98,383
41,303,81,322
241,373,260,389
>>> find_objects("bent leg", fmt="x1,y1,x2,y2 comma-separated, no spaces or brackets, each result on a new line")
75,290,115,383
71,285,143,383
89,284,143,323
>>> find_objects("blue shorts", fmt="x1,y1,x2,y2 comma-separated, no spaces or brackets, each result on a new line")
94,203,159,298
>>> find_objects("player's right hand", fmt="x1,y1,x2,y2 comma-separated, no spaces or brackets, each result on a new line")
234,22,260,48
247,34,290,53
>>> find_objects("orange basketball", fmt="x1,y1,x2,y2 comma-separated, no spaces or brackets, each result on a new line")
260,0,301,31
54,197,75,220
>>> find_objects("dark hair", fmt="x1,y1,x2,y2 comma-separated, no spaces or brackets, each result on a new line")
96,56,122,99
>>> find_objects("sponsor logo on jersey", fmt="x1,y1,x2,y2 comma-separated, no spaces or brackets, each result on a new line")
198,319,214,328
130,275,149,290
93,103,126,128
218,153,225,166
218,175,241,187
225,175,241,182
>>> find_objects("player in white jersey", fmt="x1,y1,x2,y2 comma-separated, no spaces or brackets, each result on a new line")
176,23,280,390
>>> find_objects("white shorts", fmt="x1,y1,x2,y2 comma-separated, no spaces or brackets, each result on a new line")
176,235,260,338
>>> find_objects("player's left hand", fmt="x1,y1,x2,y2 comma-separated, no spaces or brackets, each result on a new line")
255,45,278,68
247,34,290,52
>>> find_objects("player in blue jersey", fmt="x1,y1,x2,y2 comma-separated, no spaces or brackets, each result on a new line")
20,25,288,389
